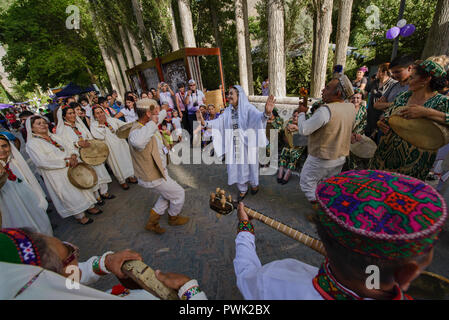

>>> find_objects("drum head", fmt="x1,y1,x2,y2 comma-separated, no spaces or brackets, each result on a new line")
80,139,109,166
407,271,449,300
116,122,134,139
389,107,448,151
350,135,377,159
67,163,98,189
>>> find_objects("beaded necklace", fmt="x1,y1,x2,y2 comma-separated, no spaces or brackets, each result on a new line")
103,121,115,133
32,134,65,152
65,122,83,138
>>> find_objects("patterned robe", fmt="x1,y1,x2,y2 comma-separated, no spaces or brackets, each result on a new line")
347,103,368,170
279,118,306,170
369,91,449,180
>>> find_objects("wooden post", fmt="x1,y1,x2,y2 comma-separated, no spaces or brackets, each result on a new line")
268,0,286,97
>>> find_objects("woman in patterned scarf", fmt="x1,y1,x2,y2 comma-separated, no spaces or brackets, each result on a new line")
369,60,449,180
346,89,368,170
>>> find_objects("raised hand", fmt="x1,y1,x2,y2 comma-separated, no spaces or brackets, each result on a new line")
265,95,276,116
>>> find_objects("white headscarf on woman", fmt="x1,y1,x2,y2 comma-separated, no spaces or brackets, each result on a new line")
209,85,268,159
56,106,93,139
0,134,48,211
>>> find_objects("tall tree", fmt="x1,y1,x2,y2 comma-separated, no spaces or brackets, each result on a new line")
235,0,249,94
311,0,333,98
127,28,143,65
119,26,135,68
268,0,286,97
421,0,449,59
131,0,153,60
243,0,254,95
167,1,180,51
177,0,197,47
334,0,353,69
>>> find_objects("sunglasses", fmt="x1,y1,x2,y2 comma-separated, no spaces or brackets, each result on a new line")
62,241,80,267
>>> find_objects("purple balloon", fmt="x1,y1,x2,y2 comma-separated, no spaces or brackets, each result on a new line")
400,24,416,37
386,27,400,40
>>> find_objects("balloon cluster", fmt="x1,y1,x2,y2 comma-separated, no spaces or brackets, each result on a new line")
386,19,416,39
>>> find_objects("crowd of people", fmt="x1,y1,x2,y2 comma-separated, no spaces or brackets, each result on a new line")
1,52,449,301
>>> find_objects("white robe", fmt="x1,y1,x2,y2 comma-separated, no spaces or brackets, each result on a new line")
26,134,97,218
0,149,53,236
205,86,268,187
90,117,134,184
55,117,112,190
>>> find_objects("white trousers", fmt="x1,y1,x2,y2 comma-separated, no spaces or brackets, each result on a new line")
300,155,345,202
236,182,258,193
152,176,185,216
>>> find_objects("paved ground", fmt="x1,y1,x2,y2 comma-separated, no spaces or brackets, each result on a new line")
45,146,449,300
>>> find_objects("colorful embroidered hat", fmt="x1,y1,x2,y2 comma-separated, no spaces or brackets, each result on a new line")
417,60,447,78
315,170,447,260
0,228,41,266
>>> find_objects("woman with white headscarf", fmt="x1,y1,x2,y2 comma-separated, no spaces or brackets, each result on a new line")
55,104,114,203
0,134,53,235
90,106,136,190
197,86,275,200
25,115,102,225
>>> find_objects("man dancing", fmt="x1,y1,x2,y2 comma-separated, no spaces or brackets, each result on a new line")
197,86,275,201
128,98,189,234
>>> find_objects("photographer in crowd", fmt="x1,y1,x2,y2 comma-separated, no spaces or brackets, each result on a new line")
184,79,206,142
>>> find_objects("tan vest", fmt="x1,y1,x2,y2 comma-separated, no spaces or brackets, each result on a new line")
129,122,167,182
308,102,356,160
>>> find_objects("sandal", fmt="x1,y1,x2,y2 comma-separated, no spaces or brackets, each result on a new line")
250,186,259,195
101,193,116,200
238,192,247,202
86,208,103,215
121,183,130,190
77,217,94,225
96,198,105,206
127,177,138,184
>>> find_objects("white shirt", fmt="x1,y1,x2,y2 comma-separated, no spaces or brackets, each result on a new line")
120,107,138,123
159,91,175,109
234,232,323,300
82,104,92,118
128,110,167,188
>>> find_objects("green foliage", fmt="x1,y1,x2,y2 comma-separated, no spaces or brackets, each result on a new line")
0,0,106,92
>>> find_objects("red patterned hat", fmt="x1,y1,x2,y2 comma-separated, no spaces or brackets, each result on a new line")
315,170,447,260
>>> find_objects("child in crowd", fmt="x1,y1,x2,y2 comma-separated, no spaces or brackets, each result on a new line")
160,120,174,150
171,110,183,143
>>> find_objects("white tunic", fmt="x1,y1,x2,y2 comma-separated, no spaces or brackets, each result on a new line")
90,118,134,184
120,107,138,123
0,160,53,236
26,135,97,218
56,123,112,188
234,232,323,300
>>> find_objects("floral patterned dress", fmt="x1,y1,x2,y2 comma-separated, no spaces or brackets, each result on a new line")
347,103,368,170
279,118,307,170
369,91,449,180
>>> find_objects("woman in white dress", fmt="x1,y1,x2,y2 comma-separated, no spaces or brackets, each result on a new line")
0,134,53,235
55,105,115,204
25,116,102,225
114,96,138,123
90,106,136,190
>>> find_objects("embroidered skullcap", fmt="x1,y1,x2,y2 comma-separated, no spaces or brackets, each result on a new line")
315,170,447,260
135,98,159,111
336,74,354,99
188,79,196,85
0,229,41,266
417,60,447,78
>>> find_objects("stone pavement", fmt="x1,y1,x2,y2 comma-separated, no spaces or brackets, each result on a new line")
48,151,449,300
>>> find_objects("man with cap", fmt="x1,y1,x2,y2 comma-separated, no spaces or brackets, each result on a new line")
128,98,189,234
234,170,447,300
297,74,356,205
0,228,207,300
184,79,206,142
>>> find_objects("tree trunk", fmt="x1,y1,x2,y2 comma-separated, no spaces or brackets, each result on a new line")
235,0,249,94
177,0,197,47
167,2,180,51
131,0,153,60
268,0,286,97
311,0,333,98
110,51,126,99
119,26,135,68
115,46,131,90
422,0,449,59
208,0,225,88
243,0,254,95
127,28,143,66
334,0,352,70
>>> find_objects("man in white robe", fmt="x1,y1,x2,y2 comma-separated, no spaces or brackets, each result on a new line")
197,86,275,200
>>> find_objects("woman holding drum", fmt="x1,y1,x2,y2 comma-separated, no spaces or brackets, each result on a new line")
369,59,449,180
90,106,137,190
55,105,114,204
25,116,102,225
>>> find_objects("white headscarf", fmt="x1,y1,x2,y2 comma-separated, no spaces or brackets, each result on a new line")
56,106,93,140
0,134,48,210
210,85,268,158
